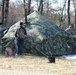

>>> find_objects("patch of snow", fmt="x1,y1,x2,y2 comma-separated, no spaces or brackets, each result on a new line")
62,54,76,59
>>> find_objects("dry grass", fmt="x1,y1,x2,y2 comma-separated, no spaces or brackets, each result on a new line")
0,54,76,74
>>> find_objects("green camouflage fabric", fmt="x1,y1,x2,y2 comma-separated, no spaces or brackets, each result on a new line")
2,11,75,56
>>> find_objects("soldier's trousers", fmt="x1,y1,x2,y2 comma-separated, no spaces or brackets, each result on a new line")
16,37,24,55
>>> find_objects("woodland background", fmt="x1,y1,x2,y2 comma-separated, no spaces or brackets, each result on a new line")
0,0,76,33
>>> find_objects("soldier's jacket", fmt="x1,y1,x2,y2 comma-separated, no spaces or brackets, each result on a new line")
15,27,27,38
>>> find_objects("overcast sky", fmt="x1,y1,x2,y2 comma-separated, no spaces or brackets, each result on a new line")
10,0,62,4
10,0,74,11
10,0,64,8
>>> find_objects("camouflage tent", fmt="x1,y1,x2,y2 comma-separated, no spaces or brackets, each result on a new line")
2,11,74,56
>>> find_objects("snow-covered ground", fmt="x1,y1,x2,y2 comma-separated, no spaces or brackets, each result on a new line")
62,54,76,59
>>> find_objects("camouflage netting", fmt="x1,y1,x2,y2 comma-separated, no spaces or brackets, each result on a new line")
2,11,75,56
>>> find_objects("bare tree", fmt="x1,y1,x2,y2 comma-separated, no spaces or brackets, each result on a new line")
38,0,43,14
40,0,43,14
67,0,71,26
46,0,49,17
4,0,9,26
59,0,67,27
0,0,2,23
72,0,76,28
23,0,27,24
27,0,31,15
2,0,4,25
8,3,17,26
8,2,25,26
75,9,76,27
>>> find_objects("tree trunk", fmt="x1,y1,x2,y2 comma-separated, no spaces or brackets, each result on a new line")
38,0,43,14
67,0,71,26
27,0,31,15
41,0,43,14
46,1,49,17
2,0,4,24
72,0,76,30
61,0,67,21
75,9,76,27
4,0,9,26
23,0,27,24
38,0,41,11
2,0,9,26
59,0,66,28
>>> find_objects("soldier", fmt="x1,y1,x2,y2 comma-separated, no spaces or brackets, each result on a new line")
15,22,27,55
